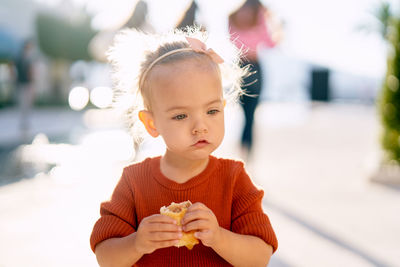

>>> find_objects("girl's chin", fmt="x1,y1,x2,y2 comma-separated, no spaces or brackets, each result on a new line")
165,150,213,161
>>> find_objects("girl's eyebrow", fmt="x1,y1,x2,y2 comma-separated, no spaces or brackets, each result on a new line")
206,99,223,106
165,99,223,112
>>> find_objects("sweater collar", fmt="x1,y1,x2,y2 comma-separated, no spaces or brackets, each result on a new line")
151,155,218,190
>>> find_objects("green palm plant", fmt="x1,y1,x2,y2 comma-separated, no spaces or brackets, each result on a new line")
365,1,400,184
380,14,400,164
374,1,394,40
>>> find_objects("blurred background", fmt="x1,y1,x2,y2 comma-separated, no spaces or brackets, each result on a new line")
1,0,400,266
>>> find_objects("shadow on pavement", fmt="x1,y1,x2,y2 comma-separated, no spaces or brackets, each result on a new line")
371,180,400,193
264,200,391,267
269,255,293,267
0,134,70,186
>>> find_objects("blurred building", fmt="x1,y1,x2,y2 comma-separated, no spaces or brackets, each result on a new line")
0,0,39,41
0,0,98,106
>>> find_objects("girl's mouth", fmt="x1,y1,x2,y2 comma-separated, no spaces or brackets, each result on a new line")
193,140,209,148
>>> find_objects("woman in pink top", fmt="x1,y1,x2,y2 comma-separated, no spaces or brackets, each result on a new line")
229,0,280,158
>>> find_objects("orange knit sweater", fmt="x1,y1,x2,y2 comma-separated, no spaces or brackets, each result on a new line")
90,156,278,266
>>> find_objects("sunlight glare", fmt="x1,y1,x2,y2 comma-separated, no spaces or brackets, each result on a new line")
90,86,113,109
80,130,135,161
69,86,90,111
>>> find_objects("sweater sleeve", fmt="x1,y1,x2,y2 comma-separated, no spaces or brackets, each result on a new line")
231,164,278,253
90,170,137,252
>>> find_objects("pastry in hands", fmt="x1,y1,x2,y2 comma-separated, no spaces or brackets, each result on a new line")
160,200,199,250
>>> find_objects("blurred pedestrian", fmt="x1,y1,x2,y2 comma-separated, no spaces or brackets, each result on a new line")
90,26,277,266
175,0,202,30
89,0,154,62
15,39,35,141
122,0,153,32
229,0,282,159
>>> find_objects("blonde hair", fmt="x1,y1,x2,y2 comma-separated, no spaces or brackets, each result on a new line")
107,26,248,142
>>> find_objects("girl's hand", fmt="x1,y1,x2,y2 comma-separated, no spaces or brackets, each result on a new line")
181,202,221,247
134,214,182,255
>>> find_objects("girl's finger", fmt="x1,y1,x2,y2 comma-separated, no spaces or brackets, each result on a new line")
146,222,182,233
182,209,211,225
153,239,181,249
149,231,183,242
187,202,207,212
182,218,209,232
194,229,211,239
147,214,178,225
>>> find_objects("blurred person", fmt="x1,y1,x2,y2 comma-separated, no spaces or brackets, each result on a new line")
90,27,277,266
121,0,153,32
15,39,35,141
89,0,154,156
175,0,216,33
175,0,201,30
89,0,154,62
229,0,282,159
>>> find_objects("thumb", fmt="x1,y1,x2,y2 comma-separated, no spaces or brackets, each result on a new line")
194,230,210,239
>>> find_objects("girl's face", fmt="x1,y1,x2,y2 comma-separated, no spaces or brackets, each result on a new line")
147,58,225,162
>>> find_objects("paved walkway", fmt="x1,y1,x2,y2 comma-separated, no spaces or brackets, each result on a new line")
0,107,85,147
0,102,399,267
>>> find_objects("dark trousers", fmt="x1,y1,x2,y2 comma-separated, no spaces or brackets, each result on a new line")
240,61,262,151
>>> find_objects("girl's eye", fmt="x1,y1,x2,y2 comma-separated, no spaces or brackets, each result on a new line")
207,109,220,115
172,114,187,120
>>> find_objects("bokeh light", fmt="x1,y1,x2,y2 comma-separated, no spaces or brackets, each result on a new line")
90,86,113,109
68,86,90,111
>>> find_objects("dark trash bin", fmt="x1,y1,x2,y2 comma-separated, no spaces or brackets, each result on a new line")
310,67,330,101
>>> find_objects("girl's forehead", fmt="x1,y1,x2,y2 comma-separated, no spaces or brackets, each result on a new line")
146,58,223,108
154,55,218,73
148,57,221,86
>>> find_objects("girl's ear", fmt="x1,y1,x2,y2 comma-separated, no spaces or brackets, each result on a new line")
223,99,226,107
138,110,159,137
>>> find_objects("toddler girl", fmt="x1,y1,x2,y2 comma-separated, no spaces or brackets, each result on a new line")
90,26,277,266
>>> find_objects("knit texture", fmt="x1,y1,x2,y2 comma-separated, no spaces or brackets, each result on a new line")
90,156,278,266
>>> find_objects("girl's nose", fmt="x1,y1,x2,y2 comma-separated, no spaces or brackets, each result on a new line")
192,128,208,135
192,114,208,135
